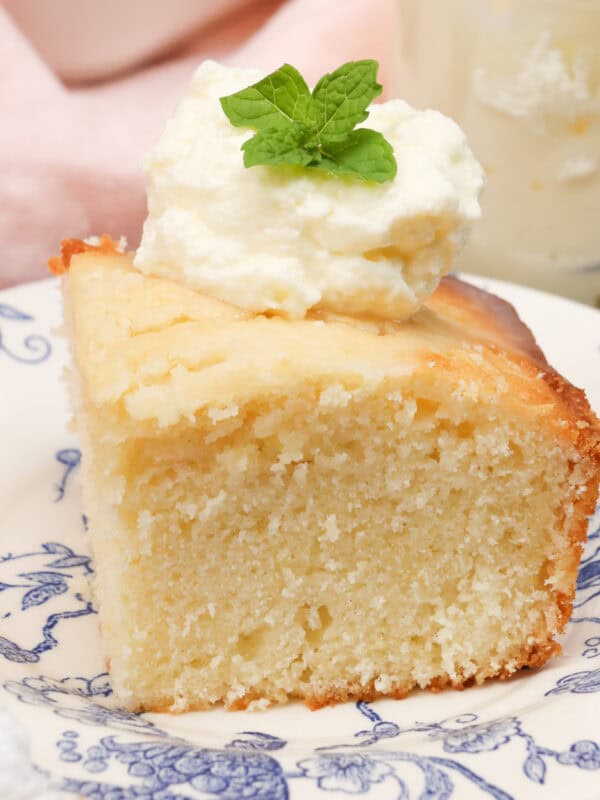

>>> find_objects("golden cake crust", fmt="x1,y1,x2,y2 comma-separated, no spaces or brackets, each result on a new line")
210,636,563,711
59,245,600,460
129,637,564,713
53,241,600,710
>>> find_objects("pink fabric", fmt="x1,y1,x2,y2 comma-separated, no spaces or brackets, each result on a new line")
0,0,397,288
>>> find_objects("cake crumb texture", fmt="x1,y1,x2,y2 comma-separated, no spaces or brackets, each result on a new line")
64,252,600,711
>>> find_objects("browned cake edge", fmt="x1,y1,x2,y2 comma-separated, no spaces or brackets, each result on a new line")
134,277,600,713
52,241,600,711
48,234,124,274
142,640,563,713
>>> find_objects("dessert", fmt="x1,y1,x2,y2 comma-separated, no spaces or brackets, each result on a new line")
134,61,484,321
52,240,599,711
50,60,600,712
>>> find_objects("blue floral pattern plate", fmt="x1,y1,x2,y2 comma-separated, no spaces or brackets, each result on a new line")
1,276,599,800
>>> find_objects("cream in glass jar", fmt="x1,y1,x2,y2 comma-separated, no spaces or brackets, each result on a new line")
398,0,600,305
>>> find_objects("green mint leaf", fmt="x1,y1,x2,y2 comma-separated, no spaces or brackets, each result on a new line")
220,60,397,183
316,129,397,183
220,64,312,132
242,126,316,168
312,60,382,143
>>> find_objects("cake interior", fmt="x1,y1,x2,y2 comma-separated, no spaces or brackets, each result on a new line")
86,375,584,711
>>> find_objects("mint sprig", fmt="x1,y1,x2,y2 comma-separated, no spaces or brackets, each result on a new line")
220,60,397,184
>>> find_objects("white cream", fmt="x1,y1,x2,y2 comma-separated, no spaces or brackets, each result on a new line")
135,61,483,319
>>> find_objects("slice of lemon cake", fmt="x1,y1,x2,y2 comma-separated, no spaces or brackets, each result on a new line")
55,242,599,712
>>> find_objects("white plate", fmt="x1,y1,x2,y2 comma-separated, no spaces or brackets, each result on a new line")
1,276,599,800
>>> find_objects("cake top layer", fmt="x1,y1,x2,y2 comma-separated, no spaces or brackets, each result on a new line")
65,250,600,474
134,61,483,321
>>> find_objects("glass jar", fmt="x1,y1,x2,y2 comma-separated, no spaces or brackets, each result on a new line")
397,0,600,306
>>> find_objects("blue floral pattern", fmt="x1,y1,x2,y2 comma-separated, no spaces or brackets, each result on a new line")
546,669,600,696
58,733,289,800
0,540,94,663
441,718,519,754
41,700,600,799
2,674,173,737
0,302,51,364
572,513,600,627
296,753,393,794
55,448,82,501
4,672,600,799
557,740,600,770
582,635,600,660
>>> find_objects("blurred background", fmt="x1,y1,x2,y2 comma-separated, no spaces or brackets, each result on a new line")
1,0,599,304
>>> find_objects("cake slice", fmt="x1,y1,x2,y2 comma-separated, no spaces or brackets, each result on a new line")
55,241,600,711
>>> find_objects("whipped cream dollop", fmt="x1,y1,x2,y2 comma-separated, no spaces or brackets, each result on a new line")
135,61,483,319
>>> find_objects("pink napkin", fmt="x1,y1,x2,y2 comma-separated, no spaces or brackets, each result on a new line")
0,0,396,288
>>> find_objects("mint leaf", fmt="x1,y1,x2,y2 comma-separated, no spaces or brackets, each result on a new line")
312,60,382,142
242,126,316,168
220,64,312,132
219,60,397,183
317,129,397,183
